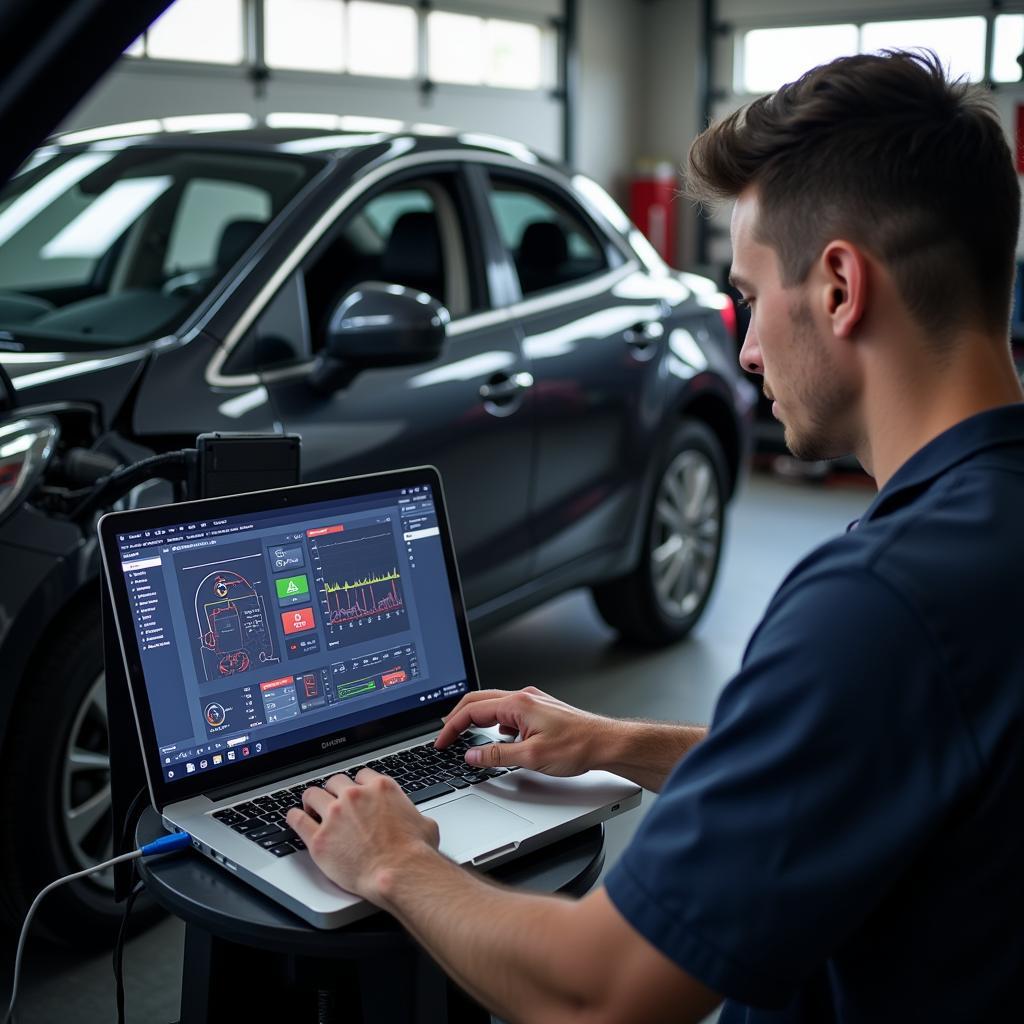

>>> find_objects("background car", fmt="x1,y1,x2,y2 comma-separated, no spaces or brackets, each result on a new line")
0,119,754,938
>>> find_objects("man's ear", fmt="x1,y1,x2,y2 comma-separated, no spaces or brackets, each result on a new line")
820,241,867,339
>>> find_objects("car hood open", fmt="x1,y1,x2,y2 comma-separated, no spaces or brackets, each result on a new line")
0,1,173,185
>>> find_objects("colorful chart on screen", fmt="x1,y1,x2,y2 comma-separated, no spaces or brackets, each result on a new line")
307,522,408,648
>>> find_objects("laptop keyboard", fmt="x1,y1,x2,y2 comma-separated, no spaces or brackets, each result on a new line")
210,733,519,858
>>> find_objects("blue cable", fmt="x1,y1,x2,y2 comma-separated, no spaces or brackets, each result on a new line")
140,830,193,856
4,831,192,1023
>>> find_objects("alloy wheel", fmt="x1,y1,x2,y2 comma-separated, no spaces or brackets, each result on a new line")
650,449,722,619
61,673,114,889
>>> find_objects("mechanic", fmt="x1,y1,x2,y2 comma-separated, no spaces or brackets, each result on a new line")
288,50,1024,1022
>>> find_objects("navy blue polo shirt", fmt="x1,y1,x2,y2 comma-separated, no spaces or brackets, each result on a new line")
605,404,1024,1021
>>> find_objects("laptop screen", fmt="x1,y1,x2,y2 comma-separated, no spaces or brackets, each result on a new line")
110,478,469,787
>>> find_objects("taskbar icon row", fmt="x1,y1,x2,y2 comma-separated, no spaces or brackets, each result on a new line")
164,737,263,780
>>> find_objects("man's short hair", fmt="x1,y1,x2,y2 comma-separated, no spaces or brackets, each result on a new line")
686,50,1020,340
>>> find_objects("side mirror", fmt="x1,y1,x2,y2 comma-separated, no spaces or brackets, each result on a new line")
311,282,449,393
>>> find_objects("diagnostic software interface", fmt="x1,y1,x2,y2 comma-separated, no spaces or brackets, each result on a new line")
114,483,469,784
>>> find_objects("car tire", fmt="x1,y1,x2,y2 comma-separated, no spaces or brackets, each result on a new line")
0,601,162,944
592,419,728,647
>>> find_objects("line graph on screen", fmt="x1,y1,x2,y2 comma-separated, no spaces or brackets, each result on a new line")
309,523,407,645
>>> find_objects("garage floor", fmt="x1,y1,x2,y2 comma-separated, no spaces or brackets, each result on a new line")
1,470,872,1023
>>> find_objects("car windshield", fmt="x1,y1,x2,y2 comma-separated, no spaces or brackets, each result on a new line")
0,146,316,351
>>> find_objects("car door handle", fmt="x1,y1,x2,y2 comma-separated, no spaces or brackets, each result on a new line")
623,321,665,346
479,371,534,402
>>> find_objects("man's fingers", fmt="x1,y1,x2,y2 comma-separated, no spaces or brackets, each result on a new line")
302,784,334,818
435,696,509,747
323,772,356,796
465,739,532,769
443,689,516,719
286,806,317,843
436,688,531,746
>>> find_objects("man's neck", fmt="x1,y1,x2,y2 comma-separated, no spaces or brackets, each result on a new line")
857,330,1023,489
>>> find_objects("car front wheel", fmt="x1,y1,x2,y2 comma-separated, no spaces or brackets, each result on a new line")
0,602,160,944
592,419,728,646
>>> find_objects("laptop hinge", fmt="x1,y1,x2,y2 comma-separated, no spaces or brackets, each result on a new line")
204,720,442,802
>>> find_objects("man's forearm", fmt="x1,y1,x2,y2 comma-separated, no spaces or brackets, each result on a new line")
374,846,608,1024
593,719,707,792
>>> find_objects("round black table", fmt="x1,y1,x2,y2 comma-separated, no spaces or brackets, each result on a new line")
136,808,605,1023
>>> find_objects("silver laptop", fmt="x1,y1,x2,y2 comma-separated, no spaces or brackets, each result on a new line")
98,465,640,928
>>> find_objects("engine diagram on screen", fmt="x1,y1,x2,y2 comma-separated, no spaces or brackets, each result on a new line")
175,543,280,682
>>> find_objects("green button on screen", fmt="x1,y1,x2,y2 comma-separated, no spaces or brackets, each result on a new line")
275,574,309,600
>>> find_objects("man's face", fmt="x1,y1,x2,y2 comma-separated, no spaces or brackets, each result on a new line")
730,190,857,462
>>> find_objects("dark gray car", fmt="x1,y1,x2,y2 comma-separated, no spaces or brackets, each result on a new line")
0,118,755,938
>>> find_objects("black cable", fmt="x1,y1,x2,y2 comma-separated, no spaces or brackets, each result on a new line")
119,787,150,858
114,786,150,902
113,868,145,1024
70,450,190,520
112,788,151,1024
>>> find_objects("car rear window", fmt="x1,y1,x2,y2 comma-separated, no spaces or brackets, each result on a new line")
486,175,610,297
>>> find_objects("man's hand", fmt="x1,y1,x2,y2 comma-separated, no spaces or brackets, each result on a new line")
434,686,617,776
437,686,708,792
286,770,440,901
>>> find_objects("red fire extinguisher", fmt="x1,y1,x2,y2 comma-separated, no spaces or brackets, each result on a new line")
630,159,677,265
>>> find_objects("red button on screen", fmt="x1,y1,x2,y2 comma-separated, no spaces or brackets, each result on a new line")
306,524,344,538
281,607,315,634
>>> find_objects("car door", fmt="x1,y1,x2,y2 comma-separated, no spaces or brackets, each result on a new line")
480,168,669,577
235,163,536,613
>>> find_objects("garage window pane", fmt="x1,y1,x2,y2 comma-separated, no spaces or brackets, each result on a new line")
992,15,1024,83
861,17,986,83
428,11,486,85
740,25,858,93
347,2,417,78
147,0,244,64
265,0,345,73
485,19,543,89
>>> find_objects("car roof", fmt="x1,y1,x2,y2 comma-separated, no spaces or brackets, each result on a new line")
41,114,567,175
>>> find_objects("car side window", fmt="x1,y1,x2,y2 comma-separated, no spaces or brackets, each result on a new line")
485,175,609,297
164,178,271,279
221,269,311,375
302,173,478,350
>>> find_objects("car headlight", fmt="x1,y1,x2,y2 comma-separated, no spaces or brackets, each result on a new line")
0,416,60,525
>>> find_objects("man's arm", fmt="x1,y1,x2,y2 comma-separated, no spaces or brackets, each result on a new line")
435,687,707,792
289,774,720,1024
593,718,707,793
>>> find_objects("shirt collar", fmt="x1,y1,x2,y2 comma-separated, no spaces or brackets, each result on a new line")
860,402,1024,525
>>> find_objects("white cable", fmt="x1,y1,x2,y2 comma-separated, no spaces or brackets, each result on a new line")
4,849,142,1024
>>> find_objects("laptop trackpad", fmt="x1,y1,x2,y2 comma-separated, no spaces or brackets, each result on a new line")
425,795,534,863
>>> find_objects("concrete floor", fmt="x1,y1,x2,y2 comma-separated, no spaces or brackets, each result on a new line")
2,470,872,1023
